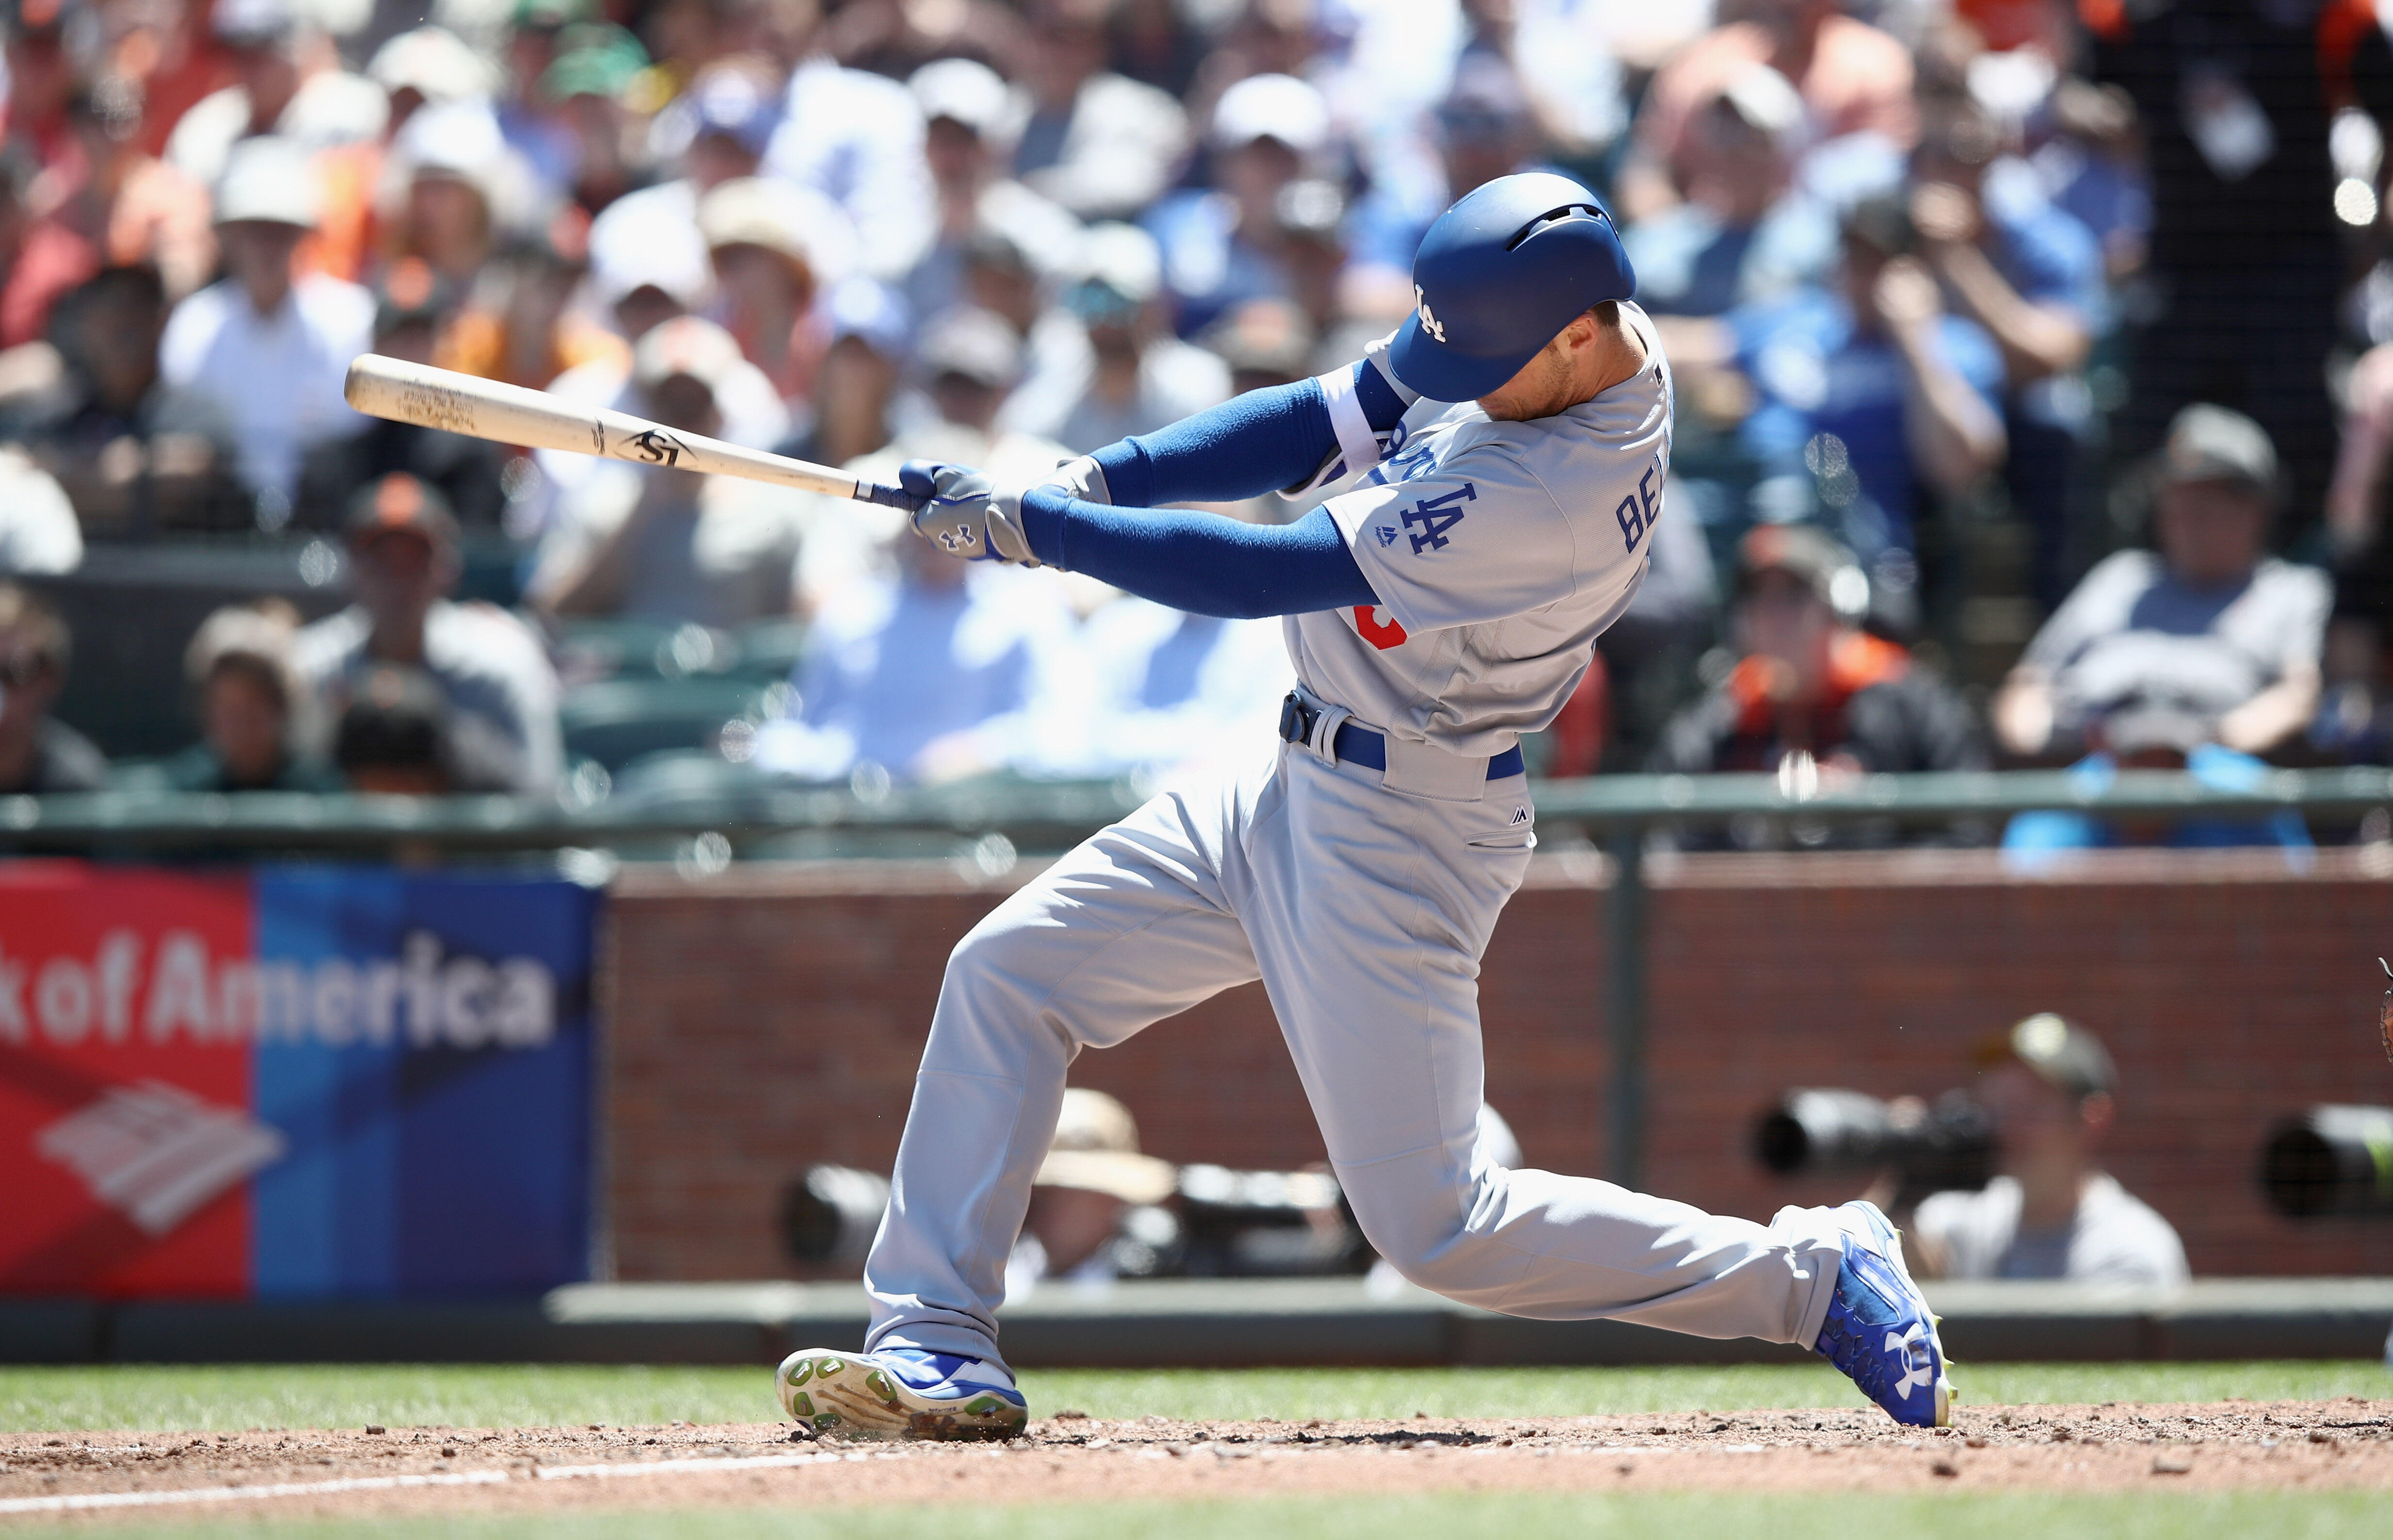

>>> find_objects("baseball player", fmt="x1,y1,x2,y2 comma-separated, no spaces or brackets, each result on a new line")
774,173,1949,1439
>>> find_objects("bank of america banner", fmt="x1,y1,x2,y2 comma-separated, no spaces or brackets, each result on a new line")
0,863,599,1298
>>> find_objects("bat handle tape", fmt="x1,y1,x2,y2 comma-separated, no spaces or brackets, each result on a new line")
856,480,929,512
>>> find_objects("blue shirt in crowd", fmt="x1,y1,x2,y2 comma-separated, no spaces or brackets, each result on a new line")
1730,288,2004,560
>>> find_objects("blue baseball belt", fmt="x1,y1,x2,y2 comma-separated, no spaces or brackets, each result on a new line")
1278,692,1526,781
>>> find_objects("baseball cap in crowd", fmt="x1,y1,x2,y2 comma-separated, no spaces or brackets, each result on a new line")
910,57,1016,140
214,136,322,228
632,314,747,398
589,208,713,312
1066,222,1161,324
368,25,498,108
2157,402,2277,493
1211,72,1331,157
212,0,296,46
828,275,911,356
511,0,592,28
1034,1089,1178,1204
541,24,649,103
917,305,1022,389
650,63,780,164
697,177,857,292
1737,523,1868,618
395,98,507,187
1976,1012,2118,1102
1710,61,1806,147
346,473,462,552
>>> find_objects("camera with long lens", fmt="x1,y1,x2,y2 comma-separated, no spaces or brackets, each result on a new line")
2258,1106,2393,1218
779,1160,1367,1275
1752,1088,1997,1209
780,1164,892,1266
1173,1163,1368,1276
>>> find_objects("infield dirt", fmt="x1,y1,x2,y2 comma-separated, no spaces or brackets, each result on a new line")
2,1398,2388,1524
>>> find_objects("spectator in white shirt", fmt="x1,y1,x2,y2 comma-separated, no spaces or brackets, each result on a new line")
295,475,563,798
159,136,373,526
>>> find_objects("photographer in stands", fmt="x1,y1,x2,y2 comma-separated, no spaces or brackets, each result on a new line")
1908,1014,2187,1285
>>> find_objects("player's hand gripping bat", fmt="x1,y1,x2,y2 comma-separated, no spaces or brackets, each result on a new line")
342,354,926,511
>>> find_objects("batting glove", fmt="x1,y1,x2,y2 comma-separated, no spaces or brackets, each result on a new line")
902,459,1037,566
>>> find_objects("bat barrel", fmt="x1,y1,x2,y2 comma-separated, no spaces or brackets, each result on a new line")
343,354,908,507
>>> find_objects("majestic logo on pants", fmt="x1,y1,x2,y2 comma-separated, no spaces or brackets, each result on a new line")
1413,286,1446,344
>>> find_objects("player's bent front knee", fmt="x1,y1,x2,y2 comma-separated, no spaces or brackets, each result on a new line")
1343,1181,1519,1308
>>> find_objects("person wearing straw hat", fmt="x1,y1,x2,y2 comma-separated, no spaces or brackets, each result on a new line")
1004,1089,1179,1299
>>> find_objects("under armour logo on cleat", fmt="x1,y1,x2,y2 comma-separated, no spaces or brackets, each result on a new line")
1889,1324,1930,1399
1413,286,1446,343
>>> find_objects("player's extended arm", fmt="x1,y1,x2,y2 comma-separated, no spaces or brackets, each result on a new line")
1090,358,1412,507
1016,495,1378,620
1023,355,1415,616
909,355,1413,617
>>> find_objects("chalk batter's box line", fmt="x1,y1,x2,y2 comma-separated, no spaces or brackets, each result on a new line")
0,1449,889,1515
0,1439,1782,1514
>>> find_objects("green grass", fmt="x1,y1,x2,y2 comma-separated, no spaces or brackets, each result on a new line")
50,1492,2393,1540
1,1360,2385,1434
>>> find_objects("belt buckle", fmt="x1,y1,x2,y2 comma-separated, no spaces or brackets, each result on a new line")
1278,691,1319,751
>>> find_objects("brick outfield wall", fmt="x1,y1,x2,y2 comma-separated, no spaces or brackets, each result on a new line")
600,849,2393,1283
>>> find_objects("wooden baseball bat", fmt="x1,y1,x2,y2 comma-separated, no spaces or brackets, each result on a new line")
342,354,924,510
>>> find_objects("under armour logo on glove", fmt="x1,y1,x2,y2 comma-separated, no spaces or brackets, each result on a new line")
1413,285,1446,343
903,460,1035,565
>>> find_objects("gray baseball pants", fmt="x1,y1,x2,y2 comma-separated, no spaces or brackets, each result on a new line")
863,734,1847,1364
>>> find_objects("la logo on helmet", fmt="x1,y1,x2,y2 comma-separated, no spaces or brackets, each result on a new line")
1413,286,1446,343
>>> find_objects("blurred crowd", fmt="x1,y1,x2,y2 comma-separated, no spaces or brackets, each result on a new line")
6,0,2393,850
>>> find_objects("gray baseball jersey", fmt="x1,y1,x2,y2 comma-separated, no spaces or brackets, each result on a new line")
1294,303,1671,758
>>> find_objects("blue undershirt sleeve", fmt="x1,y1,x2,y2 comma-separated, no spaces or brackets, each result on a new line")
1088,361,1411,508
1016,494,1381,620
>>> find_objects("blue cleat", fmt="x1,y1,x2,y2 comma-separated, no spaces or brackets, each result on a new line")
1813,1201,1951,1427
775,1346,1028,1441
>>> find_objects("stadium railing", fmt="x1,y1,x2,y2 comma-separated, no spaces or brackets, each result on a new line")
8,764,2390,1188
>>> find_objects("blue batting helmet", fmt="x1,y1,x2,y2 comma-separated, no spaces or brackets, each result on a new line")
1386,171,1636,402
